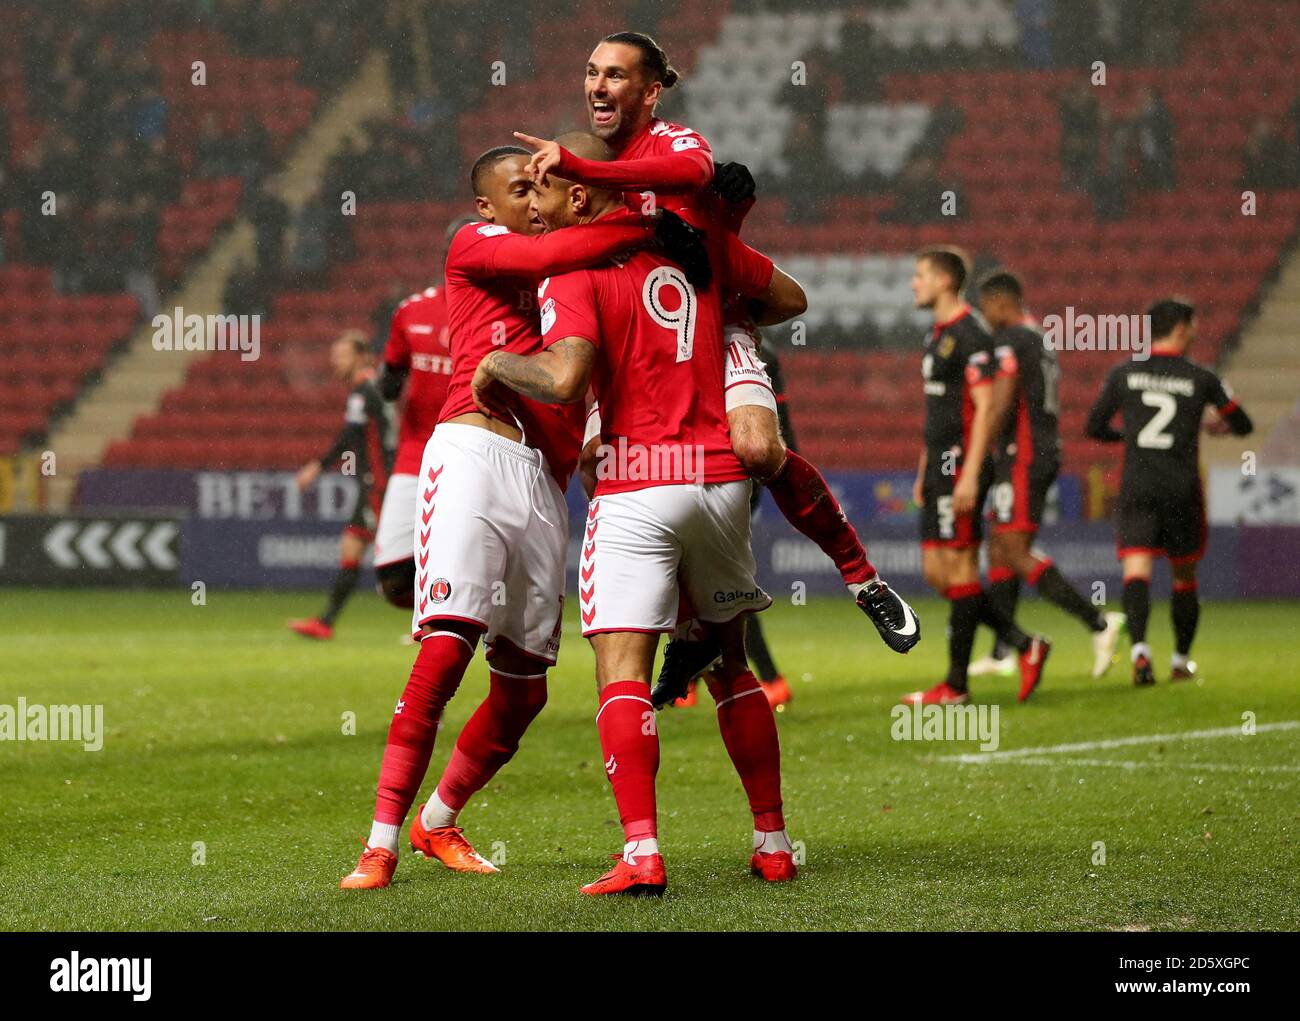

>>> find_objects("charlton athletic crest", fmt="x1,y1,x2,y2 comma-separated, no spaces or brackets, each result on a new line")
429,578,452,603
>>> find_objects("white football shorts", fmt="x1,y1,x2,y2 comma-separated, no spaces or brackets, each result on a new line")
412,423,568,663
372,472,418,567
578,480,770,636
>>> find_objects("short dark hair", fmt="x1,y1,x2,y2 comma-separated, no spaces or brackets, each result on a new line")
978,270,1024,302
1147,297,1195,339
469,145,529,196
600,31,680,88
916,245,970,293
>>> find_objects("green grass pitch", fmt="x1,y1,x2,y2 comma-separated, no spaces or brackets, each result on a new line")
1,589,1296,931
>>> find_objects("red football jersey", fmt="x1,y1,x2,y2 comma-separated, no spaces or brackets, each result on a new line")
383,286,453,476
539,227,774,495
440,216,654,488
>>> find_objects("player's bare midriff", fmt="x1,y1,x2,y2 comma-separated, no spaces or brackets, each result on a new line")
444,411,526,444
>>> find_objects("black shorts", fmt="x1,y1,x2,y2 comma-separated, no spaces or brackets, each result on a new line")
345,482,379,541
1117,482,1206,564
987,456,1058,533
920,455,992,549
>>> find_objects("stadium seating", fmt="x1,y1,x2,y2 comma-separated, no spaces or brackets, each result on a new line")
73,0,1300,477
0,6,329,455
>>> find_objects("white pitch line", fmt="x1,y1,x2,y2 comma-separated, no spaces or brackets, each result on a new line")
994,756,1300,774
939,720,1300,764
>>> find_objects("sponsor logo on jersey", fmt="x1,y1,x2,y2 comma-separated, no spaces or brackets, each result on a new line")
540,296,557,335
476,224,509,237
429,578,452,602
671,135,701,152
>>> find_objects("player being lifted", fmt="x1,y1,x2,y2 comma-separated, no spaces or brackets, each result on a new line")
473,132,806,894
512,31,920,680
1085,298,1252,685
288,330,395,640
970,271,1125,680
667,330,799,710
369,217,472,611
903,249,1050,706
340,147,705,889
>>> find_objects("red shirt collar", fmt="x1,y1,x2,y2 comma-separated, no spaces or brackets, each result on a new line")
932,304,971,334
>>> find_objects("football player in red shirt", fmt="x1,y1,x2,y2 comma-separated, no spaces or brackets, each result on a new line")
472,133,808,894
513,33,920,681
370,218,472,609
340,147,702,890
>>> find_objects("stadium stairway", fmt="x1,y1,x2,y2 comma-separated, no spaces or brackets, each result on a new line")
1208,245,1300,469
43,51,394,509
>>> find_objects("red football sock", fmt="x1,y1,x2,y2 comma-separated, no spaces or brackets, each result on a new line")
704,669,784,831
764,451,876,586
595,680,659,842
373,631,475,826
436,668,548,813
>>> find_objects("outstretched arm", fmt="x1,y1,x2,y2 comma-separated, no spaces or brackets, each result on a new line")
515,131,713,193
456,214,653,280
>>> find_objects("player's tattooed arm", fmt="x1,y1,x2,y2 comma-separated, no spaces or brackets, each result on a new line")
474,337,596,409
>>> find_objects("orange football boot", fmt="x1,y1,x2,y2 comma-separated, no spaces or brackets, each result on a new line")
672,678,699,708
751,850,797,882
409,805,499,874
900,681,969,705
288,617,333,640
580,853,667,896
339,843,397,889
762,675,792,708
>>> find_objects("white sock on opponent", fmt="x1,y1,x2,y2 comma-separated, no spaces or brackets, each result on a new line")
1131,642,1153,663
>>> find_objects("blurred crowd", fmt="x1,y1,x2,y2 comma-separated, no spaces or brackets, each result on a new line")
0,0,368,312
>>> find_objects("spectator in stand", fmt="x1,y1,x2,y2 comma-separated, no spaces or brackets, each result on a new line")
232,113,273,196
1133,88,1176,191
1015,0,1053,68
1092,112,1132,221
224,260,270,321
287,189,331,287
1058,82,1100,192
196,113,236,178
250,182,290,276
838,10,882,100
779,117,835,224
1240,118,1292,190
881,153,954,224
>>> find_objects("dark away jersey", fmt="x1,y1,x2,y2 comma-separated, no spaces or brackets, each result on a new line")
320,376,396,491
993,321,1061,466
922,307,997,456
1085,351,1242,493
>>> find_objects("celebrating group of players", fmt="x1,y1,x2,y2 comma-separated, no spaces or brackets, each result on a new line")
285,30,1253,896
